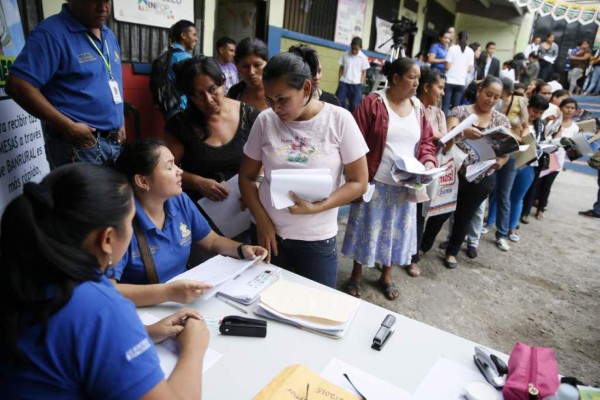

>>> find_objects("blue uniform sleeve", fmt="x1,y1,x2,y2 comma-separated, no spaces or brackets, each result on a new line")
181,193,211,241
77,290,164,399
9,28,61,88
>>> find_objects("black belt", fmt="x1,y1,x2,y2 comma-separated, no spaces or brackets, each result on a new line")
95,129,120,142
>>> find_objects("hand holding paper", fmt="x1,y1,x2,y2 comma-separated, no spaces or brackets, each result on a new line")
440,114,479,144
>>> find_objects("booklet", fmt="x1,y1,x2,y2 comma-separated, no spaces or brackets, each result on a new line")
462,125,520,163
391,155,447,190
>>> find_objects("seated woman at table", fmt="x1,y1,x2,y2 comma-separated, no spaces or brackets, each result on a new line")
342,58,437,300
166,56,259,204
0,163,209,399
289,44,341,107
227,38,269,111
239,51,368,288
109,139,267,306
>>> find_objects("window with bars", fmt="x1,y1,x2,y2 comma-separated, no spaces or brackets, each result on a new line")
283,0,338,41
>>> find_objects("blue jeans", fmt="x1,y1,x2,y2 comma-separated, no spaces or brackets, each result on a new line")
584,66,600,94
45,129,121,168
594,169,600,214
250,224,338,288
442,84,465,116
487,156,518,239
336,82,363,112
509,166,535,230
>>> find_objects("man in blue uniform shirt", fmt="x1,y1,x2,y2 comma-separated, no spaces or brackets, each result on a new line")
6,0,125,168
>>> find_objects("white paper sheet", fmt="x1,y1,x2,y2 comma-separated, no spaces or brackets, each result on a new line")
362,183,376,202
465,160,496,182
166,255,264,299
412,357,502,400
139,313,222,378
440,114,479,144
320,358,412,400
198,175,251,238
217,264,282,304
270,169,333,210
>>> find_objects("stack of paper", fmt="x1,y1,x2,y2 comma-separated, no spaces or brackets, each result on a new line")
391,156,446,189
167,254,266,300
217,264,282,305
254,280,360,338
139,313,222,378
465,160,496,182
270,169,332,210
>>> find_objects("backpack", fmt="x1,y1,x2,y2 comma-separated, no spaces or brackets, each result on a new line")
149,47,184,116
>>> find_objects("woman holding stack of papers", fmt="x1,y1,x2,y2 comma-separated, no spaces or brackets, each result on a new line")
0,164,210,399
342,57,437,300
421,76,510,269
108,139,267,306
239,50,368,288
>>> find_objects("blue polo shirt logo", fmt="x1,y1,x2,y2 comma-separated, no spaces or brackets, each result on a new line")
78,52,97,63
180,222,192,246
113,49,120,63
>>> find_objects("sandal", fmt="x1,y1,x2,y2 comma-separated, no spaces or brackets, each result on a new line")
535,211,544,220
406,263,421,277
379,280,399,300
346,280,362,298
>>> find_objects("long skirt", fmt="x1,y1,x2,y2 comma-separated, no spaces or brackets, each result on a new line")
342,181,416,268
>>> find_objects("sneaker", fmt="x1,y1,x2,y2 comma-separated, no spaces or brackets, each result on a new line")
496,238,510,251
481,226,490,234
508,232,520,242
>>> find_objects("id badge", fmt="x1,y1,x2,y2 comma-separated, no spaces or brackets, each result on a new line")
109,79,123,104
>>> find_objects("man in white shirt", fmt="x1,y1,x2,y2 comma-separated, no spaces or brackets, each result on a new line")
524,36,541,58
442,31,474,115
336,37,370,112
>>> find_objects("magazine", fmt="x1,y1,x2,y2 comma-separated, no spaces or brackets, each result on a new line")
391,155,446,190
462,126,521,163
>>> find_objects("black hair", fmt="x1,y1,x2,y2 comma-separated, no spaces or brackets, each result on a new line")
479,75,503,91
559,97,577,109
173,55,226,96
528,94,550,111
469,42,481,52
234,37,268,64
502,60,514,68
289,44,320,79
216,36,236,49
169,20,195,43
550,89,569,100
486,41,496,49
546,33,555,39
417,67,445,97
513,82,526,93
382,57,416,85
550,73,561,81
528,52,538,60
350,37,363,47
0,164,132,363
115,139,166,185
532,80,550,95
263,51,312,90
514,52,525,61
438,29,449,39
501,77,514,93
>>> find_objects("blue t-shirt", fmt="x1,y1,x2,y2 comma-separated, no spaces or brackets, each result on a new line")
168,43,192,110
9,4,123,131
0,275,163,399
428,42,448,73
109,193,211,284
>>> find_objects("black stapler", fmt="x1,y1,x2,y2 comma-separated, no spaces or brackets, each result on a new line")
219,316,267,338
473,346,508,388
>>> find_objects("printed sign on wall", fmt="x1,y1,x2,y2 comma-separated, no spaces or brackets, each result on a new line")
334,0,367,45
113,0,194,29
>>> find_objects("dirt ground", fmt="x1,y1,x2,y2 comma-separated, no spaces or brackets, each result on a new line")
335,169,600,386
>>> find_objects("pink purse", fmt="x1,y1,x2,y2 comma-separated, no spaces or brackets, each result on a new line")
502,342,560,400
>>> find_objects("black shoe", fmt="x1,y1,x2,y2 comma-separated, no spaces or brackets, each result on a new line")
438,241,449,250
466,246,478,259
444,258,458,269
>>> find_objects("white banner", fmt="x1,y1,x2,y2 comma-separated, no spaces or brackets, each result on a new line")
374,16,393,55
334,0,366,45
113,0,194,29
0,100,50,216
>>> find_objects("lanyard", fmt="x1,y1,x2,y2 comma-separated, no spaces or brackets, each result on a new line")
85,33,112,78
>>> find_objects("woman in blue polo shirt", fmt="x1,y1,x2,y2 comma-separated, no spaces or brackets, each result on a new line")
110,139,267,306
0,163,209,399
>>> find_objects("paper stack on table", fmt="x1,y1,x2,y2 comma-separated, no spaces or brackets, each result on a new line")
217,264,282,305
254,280,360,338
391,155,446,190
270,169,332,210
167,254,266,300
139,312,222,378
